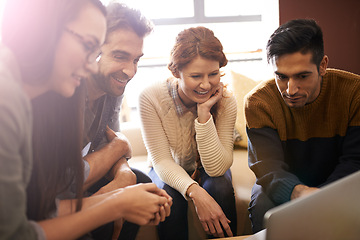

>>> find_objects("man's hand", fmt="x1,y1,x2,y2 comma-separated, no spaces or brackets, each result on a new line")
93,157,136,196
291,184,319,200
105,125,118,141
82,127,133,191
187,184,233,238
105,126,132,160
110,158,137,186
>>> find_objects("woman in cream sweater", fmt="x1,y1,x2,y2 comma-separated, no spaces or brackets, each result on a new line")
139,26,237,239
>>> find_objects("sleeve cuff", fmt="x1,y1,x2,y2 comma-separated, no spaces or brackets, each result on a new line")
195,115,213,126
183,182,199,201
272,178,303,204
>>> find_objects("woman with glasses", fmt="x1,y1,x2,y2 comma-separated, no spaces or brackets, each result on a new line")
0,0,171,239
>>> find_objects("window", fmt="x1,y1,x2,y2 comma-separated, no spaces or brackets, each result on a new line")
0,1,7,41
106,0,278,125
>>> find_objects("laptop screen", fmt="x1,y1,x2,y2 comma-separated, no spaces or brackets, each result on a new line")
264,170,360,240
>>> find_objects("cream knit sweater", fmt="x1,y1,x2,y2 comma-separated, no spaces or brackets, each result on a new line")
139,78,237,198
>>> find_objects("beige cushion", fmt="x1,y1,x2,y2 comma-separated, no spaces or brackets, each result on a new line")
231,71,258,148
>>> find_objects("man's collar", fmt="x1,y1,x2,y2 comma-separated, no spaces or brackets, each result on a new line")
84,77,107,112
85,77,106,103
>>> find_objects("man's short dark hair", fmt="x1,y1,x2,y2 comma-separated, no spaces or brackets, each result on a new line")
105,3,153,41
266,19,324,69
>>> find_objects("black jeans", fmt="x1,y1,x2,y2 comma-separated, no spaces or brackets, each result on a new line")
149,167,237,240
248,183,276,233
89,168,152,240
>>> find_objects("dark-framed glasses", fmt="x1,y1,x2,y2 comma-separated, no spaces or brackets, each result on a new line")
65,28,101,63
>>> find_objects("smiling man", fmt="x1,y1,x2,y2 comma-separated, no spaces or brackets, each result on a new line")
244,19,360,233
81,3,154,240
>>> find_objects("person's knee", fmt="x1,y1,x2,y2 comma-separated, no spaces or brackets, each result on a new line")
159,185,188,227
202,174,234,199
163,185,187,208
149,169,187,210
131,168,151,183
249,184,276,233
249,184,276,213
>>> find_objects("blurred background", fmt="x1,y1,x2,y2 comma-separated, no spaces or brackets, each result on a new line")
98,0,279,125
1,0,359,126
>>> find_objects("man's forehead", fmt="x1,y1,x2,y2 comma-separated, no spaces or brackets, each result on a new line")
106,28,142,43
272,52,316,74
102,29,144,56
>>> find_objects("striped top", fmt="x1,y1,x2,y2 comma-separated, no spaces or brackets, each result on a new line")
245,68,360,205
139,77,237,198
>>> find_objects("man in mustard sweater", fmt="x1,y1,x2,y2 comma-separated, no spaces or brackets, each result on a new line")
245,19,360,233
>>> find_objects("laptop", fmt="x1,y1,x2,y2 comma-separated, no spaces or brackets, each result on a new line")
257,170,360,240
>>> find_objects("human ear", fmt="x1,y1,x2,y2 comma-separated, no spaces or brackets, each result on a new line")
319,55,329,76
172,70,180,79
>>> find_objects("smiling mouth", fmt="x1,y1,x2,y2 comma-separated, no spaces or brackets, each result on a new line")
194,90,209,95
113,76,128,83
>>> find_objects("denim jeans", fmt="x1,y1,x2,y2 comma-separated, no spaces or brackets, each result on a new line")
149,167,237,240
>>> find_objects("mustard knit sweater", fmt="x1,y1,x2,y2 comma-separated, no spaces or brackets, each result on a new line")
245,69,360,205
139,78,237,198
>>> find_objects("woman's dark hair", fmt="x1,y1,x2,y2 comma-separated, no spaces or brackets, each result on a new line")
266,19,324,70
2,0,105,220
28,87,86,220
168,26,227,78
